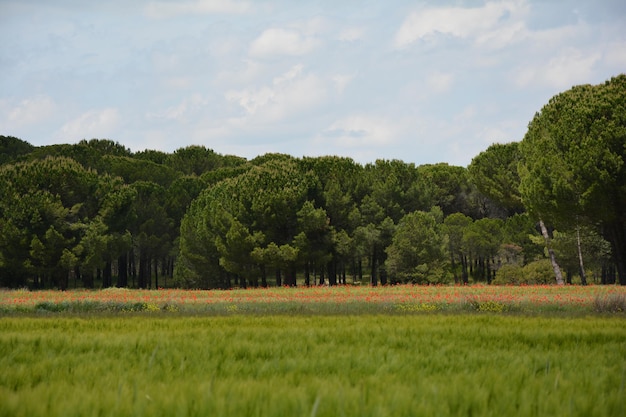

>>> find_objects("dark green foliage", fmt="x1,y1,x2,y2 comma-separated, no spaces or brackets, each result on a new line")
167,145,246,176
418,163,480,217
177,157,318,288
469,142,524,216
101,155,180,187
0,157,130,288
0,135,34,165
385,208,450,284
493,260,555,285
519,75,626,284
3,74,625,293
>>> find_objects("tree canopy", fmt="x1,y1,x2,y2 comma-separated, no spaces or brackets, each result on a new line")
518,74,626,284
1,74,623,288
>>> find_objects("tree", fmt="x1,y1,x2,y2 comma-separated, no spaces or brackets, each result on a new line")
550,226,612,284
294,201,332,286
216,216,265,288
418,163,478,217
102,155,180,187
0,156,130,288
353,196,395,286
129,181,175,289
386,207,450,284
0,135,34,165
176,156,317,288
463,218,503,283
167,145,245,176
468,142,524,216
443,213,473,284
519,74,626,285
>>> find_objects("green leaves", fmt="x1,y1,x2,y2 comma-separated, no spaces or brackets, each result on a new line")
0,157,133,288
385,208,449,284
519,74,626,284
469,142,523,215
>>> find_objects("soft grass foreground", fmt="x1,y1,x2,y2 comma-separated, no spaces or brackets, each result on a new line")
1,315,624,417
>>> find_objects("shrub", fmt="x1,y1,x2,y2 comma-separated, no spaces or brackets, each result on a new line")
493,260,556,285
522,259,555,284
395,303,440,312
594,294,626,313
35,301,67,312
493,264,524,285
465,299,508,313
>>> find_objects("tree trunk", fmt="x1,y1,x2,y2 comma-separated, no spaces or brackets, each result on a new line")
138,252,149,289
130,250,136,288
370,252,378,286
83,271,94,289
602,263,616,285
117,253,128,287
154,258,159,289
289,265,298,287
74,266,81,289
380,266,387,286
260,265,267,288
539,219,564,285
450,251,459,284
606,225,626,285
103,261,112,288
328,260,337,286
461,255,469,284
576,226,587,285
304,262,310,286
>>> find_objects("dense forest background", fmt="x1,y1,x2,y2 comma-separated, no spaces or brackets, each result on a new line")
1,75,624,289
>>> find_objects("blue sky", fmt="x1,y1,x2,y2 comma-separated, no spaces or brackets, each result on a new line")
1,0,625,166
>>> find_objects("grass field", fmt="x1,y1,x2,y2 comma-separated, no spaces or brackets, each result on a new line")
1,285,625,416
1,315,625,417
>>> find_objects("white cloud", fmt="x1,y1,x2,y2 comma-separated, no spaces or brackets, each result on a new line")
393,1,527,48
249,28,320,57
427,72,454,93
331,74,354,93
322,115,402,148
226,86,275,116
475,21,527,49
605,41,626,68
1,96,56,129
165,77,193,89
58,108,120,140
273,64,304,85
524,23,590,52
144,0,251,18
338,27,364,42
514,48,601,89
296,16,329,37
225,64,327,123
216,60,263,85
147,94,208,122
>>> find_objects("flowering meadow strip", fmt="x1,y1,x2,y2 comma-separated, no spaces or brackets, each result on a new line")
1,284,625,314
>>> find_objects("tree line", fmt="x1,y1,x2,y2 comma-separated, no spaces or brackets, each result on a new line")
1,74,624,288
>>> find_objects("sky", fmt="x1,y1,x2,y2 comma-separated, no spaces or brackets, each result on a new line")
1,0,625,167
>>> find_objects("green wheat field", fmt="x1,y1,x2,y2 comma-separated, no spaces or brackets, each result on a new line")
1,314,624,417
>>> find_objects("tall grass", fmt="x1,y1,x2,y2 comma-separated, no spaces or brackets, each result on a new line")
1,315,624,417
